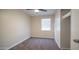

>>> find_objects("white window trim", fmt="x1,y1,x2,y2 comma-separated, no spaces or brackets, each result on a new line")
41,18,51,31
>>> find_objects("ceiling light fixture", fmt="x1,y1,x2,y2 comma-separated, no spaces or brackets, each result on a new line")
34,9,39,13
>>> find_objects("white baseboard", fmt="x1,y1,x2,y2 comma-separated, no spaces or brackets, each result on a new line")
54,40,61,48
31,36,54,39
7,36,31,50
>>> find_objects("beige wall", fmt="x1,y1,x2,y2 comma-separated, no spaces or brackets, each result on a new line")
31,16,54,38
71,10,79,50
54,10,61,48
61,16,70,49
0,10,31,49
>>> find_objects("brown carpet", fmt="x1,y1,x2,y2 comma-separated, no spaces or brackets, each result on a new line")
10,37,60,50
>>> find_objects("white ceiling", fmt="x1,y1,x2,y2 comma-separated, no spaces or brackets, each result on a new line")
24,9,56,16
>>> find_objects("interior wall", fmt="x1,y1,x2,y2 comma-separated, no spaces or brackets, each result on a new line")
71,10,79,50
54,10,71,49
31,16,54,38
0,10,31,49
61,16,70,49
54,10,61,48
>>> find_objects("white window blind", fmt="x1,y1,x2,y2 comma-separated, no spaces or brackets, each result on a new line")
41,18,51,31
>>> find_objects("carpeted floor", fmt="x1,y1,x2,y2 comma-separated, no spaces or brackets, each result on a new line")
10,37,60,50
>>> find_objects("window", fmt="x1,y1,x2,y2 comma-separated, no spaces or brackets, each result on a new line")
41,18,51,31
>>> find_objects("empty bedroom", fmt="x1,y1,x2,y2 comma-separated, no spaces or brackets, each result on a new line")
0,9,76,50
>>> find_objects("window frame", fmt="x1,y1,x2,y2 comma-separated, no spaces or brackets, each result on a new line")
41,18,51,31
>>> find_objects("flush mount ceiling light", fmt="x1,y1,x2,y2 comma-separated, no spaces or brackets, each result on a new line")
34,9,39,13
26,9,47,13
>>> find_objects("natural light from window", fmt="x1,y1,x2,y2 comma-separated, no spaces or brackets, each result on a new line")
41,18,51,31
